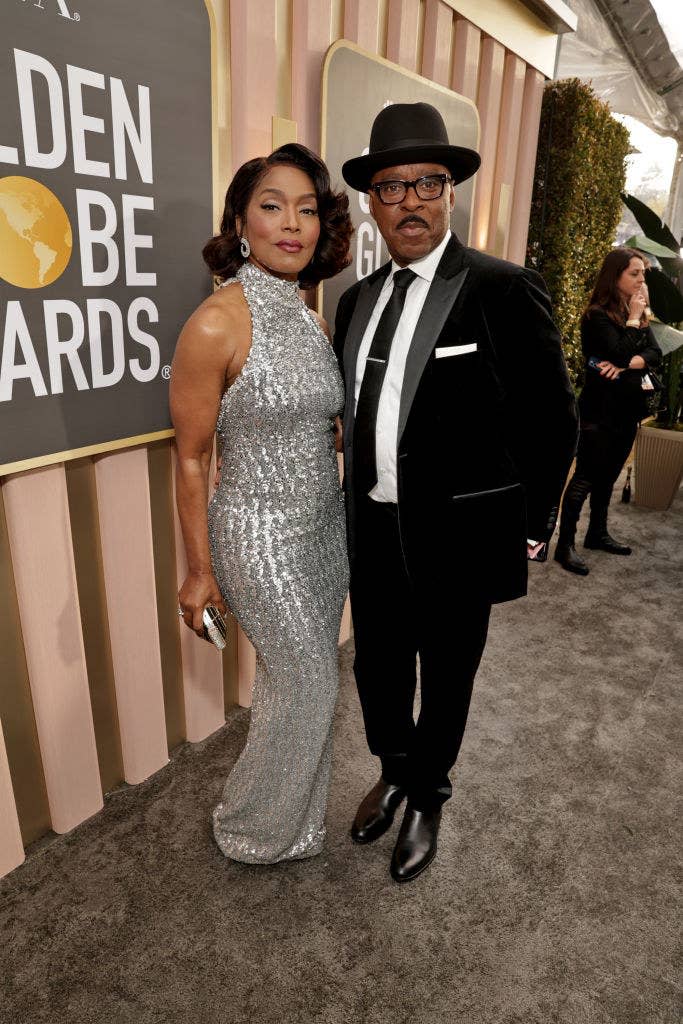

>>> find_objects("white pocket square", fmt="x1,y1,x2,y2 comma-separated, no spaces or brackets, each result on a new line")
435,343,477,358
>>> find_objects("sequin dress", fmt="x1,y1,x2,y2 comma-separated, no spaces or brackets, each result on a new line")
208,262,348,864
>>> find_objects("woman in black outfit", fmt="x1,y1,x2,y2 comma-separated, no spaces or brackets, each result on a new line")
555,247,662,576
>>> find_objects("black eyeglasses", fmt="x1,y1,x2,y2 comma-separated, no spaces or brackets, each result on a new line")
369,174,452,205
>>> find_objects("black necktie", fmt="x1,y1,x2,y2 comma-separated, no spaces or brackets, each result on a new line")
353,268,416,496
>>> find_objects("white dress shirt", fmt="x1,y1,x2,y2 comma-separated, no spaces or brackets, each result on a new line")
353,229,452,503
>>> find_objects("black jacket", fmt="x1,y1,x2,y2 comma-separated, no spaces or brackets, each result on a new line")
579,310,662,429
334,235,578,604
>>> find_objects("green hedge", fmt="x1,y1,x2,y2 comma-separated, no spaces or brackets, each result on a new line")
526,79,630,385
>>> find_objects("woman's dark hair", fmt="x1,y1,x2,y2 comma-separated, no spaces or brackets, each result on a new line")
203,143,353,288
584,246,647,324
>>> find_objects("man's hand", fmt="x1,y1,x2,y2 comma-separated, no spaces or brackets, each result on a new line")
333,416,343,453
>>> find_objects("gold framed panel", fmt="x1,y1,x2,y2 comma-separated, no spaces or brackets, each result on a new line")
320,40,480,322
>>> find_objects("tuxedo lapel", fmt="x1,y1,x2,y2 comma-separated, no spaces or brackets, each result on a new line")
342,266,390,447
397,239,471,445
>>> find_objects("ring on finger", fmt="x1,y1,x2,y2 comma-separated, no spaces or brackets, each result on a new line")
178,605,185,617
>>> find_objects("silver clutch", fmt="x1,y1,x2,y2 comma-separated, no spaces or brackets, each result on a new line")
202,605,228,651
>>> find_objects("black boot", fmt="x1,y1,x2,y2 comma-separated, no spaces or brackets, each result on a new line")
351,778,407,844
584,531,632,555
554,543,590,575
554,476,591,576
585,489,632,555
390,804,441,883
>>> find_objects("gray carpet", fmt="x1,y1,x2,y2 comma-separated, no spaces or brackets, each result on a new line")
2,478,681,1024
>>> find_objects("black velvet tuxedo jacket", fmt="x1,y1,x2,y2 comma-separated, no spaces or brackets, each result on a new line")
334,234,578,605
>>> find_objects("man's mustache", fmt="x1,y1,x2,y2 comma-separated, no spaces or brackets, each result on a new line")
396,215,429,229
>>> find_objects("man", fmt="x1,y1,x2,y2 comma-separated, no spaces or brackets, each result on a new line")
335,102,578,883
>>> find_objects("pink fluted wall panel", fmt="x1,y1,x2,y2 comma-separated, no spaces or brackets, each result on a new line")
171,447,227,734
508,67,545,266
422,0,453,87
487,52,526,257
451,17,480,101
1,467,102,833
94,449,169,782
292,0,334,151
472,36,505,252
386,0,421,70
229,0,278,169
0,720,24,875
343,0,381,53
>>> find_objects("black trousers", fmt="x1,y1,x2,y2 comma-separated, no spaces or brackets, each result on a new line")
558,421,637,542
349,496,491,811
574,422,637,493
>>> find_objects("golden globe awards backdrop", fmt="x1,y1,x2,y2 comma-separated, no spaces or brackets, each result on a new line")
0,0,212,473
320,42,480,325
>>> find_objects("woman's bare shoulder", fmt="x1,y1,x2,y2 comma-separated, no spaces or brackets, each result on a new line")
180,282,250,348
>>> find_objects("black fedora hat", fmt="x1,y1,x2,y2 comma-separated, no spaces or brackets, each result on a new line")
342,102,480,193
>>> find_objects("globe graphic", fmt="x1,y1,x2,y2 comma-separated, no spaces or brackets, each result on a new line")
0,176,73,289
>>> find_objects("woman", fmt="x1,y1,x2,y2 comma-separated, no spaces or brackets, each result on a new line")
170,143,353,862
554,247,661,576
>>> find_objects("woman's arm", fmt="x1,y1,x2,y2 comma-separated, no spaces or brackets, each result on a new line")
170,291,247,636
582,311,643,367
631,325,662,370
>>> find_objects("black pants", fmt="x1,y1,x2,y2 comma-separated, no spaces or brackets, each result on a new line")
576,422,636,493
558,422,637,542
349,497,491,811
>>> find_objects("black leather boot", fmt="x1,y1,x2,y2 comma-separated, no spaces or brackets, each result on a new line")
554,543,590,575
390,805,441,883
351,778,407,844
584,531,632,555
585,491,631,554
554,476,591,576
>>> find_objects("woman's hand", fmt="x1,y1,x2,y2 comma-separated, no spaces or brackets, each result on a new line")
628,289,647,323
178,570,228,639
333,415,343,453
596,360,622,380
629,355,646,370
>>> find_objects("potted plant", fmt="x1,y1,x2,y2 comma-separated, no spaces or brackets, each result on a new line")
621,193,683,511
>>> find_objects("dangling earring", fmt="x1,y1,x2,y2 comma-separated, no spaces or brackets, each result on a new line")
240,237,250,258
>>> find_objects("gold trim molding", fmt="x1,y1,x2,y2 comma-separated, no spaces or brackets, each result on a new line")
0,430,175,478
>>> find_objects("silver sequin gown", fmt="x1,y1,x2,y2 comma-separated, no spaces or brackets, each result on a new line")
208,262,348,864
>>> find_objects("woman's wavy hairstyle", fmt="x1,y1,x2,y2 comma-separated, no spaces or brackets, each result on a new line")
584,246,648,325
203,143,353,289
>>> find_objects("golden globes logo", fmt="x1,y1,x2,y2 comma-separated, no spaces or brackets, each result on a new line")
0,176,72,288
0,48,160,402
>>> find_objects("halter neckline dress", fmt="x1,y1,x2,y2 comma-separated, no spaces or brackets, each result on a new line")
208,261,348,863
